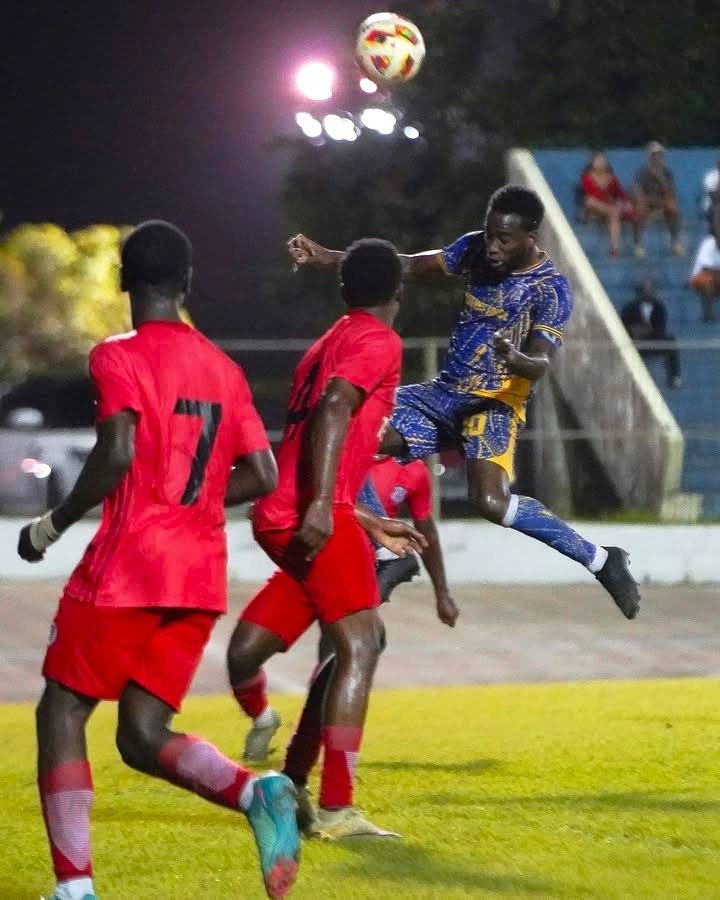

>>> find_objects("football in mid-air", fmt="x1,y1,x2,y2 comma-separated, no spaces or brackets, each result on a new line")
355,13,425,84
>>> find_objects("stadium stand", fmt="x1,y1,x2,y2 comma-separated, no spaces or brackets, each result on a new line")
533,148,720,520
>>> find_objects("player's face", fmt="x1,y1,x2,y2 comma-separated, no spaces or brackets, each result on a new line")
484,212,536,273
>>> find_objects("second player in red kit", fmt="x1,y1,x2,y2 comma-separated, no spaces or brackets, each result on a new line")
228,239,424,840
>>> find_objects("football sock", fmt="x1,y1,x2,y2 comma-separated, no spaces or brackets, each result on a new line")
319,724,363,809
283,655,335,787
158,734,255,811
253,706,277,728
38,760,94,883
502,495,603,570
54,877,96,900
232,669,269,720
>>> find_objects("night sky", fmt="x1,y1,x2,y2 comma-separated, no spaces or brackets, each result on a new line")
2,1,378,335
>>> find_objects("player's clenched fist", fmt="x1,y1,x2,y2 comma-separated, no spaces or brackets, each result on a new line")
294,498,334,561
287,234,334,268
17,512,63,563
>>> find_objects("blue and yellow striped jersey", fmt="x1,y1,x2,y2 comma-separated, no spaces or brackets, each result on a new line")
438,231,573,419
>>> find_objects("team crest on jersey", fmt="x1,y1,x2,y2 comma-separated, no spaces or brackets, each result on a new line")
391,486,407,505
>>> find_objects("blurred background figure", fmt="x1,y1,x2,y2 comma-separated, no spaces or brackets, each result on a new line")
579,151,637,256
621,279,682,388
633,142,684,258
701,158,720,224
689,226,720,322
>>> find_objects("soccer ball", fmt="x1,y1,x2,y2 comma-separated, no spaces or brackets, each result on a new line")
355,12,425,84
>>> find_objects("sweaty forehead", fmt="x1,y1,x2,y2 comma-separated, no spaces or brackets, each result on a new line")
486,211,524,234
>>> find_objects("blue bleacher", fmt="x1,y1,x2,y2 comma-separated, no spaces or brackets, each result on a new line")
532,149,720,519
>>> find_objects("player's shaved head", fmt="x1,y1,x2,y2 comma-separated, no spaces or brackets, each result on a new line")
340,238,402,308
487,185,544,233
121,220,192,295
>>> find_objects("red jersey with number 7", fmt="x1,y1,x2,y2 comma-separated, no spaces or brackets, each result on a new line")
63,321,270,612
254,310,402,533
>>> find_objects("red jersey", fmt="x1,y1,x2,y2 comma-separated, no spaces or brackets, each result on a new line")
65,321,269,612
367,456,432,521
254,310,401,532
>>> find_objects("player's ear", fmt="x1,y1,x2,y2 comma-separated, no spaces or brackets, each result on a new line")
182,267,193,299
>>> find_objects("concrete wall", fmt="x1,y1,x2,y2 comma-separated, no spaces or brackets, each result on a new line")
2,518,717,585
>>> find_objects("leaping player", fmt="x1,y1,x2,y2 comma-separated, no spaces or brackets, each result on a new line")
288,185,641,619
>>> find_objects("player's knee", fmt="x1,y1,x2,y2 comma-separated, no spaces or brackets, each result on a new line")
36,684,90,737
468,487,507,524
115,719,158,774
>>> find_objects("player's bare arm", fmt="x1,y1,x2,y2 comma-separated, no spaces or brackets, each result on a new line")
294,377,364,561
493,331,557,383
225,449,278,506
355,502,428,558
288,233,446,281
18,409,136,562
413,516,459,627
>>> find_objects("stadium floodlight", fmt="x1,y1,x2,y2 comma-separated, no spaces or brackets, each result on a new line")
403,125,421,140
360,107,396,136
295,112,323,138
359,77,378,94
296,62,335,101
323,114,358,142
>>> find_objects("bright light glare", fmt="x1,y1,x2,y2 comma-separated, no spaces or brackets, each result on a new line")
323,114,357,142
20,457,52,478
33,462,52,479
360,107,396,135
359,77,378,94
296,62,334,101
403,125,420,140
295,112,322,138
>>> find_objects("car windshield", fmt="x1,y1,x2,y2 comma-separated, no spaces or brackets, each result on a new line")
0,378,95,428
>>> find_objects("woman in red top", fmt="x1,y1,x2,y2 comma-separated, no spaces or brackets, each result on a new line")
580,151,638,256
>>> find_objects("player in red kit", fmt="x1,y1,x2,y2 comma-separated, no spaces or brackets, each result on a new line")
17,222,300,900
227,239,422,840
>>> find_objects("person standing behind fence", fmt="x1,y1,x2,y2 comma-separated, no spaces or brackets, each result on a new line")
690,226,720,323
621,279,682,388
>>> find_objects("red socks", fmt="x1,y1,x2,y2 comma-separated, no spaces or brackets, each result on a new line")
158,734,254,810
38,760,94,882
232,669,268,720
319,725,363,809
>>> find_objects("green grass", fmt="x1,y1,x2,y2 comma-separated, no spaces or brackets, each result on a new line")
3,679,720,899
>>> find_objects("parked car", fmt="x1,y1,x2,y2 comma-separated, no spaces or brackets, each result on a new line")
0,377,96,515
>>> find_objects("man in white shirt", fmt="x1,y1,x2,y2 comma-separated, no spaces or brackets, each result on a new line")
690,231,720,322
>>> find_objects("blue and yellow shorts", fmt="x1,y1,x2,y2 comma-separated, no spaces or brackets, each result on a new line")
390,380,521,478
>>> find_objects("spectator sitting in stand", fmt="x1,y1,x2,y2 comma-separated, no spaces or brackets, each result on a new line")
580,151,637,256
633,141,684,258
689,221,720,323
621,278,682,388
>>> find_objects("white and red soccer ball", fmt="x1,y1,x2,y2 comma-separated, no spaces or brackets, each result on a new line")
355,12,426,84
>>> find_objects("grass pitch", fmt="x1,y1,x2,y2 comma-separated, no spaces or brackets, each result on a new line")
3,678,720,899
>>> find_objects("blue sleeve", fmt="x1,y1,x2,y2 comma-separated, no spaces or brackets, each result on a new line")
531,275,573,347
358,477,388,518
440,232,482,276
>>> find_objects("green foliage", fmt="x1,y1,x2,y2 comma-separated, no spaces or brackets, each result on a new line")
0,223,130,379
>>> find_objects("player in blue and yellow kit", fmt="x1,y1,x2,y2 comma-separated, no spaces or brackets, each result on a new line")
289,185,640,619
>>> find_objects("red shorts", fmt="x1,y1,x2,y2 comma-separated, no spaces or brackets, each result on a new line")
42,594,218,711
241,509,379,648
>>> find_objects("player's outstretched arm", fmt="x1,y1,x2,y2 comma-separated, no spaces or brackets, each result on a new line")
288,234,445,281
225,449,278,506
294,377,363,561
355,504,428,558
413,516,459,627
17,410,136,562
